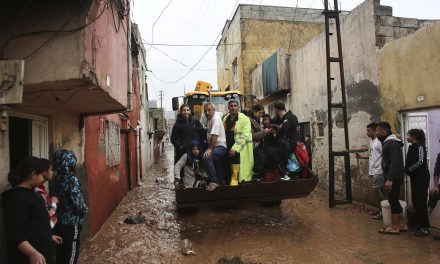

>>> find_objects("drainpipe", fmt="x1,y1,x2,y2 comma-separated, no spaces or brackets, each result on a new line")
127,17,133,111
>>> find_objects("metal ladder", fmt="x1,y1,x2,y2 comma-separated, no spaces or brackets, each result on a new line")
323,0,352,208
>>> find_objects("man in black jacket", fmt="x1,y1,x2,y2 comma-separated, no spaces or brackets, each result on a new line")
273,102,299,180
376,122,407,234
170,104,204,164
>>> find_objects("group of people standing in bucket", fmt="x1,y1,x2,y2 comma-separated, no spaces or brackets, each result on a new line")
357,122,440,236
171,101,312,191
2,149,88,264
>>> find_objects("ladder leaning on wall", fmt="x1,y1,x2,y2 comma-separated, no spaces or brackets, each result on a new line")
323,0,352,208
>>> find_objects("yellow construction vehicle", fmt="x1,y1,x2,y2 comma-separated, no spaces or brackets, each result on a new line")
172,81,243,122
171,81,318,212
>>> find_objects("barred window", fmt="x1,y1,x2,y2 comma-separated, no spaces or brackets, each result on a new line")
105,120,120,167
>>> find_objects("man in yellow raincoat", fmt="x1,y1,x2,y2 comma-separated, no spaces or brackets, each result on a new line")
223,100,254,185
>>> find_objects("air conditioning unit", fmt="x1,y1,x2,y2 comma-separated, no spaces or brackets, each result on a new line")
0,60,24,104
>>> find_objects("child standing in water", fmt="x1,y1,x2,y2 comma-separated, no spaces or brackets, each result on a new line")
2,156,62,264
52,149,88,264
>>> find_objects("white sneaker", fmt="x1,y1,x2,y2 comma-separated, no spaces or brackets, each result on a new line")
281,175,291,181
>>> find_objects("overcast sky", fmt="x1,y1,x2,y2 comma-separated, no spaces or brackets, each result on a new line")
132,0,439,110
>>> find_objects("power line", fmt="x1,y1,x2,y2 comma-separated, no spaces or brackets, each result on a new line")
0,1,108,59
142,39,221,71
148,0,174,51
148,0,241,84
144,42,242,47
172,0,208,75
174,0,215,78
287,0,300,53
149,34,221,84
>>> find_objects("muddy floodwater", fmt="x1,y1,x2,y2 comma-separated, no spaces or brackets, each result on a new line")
79,145,440,264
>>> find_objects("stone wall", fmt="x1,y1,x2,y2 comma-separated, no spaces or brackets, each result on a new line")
374,3,435,47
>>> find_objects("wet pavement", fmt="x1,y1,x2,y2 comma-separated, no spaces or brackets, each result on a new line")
79,144,440,264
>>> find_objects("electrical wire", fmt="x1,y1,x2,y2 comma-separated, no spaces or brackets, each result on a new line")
148,0,174,51
148,46,218,71
148,0,240,84
171,0,207,74
173,0,216,78
150,34,221,84
23,86,83,104
144,42,242,47
0,0,108,59
287,0,300,53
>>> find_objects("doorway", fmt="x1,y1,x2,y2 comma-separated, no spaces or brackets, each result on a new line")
8,113,48,171
401,109,440,230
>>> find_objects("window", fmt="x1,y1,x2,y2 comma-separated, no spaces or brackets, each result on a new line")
232,58,238,90
105,120,120,167
317,122,325,137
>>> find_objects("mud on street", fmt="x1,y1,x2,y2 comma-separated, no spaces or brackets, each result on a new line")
78,144,439,264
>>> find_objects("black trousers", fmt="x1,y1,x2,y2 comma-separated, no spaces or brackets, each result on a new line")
253,148,265,178
54,224,82,264
264,145,288,172
388,178,402,214
410,174,430,228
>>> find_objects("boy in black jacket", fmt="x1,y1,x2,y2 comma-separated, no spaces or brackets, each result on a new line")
273,102,299,180
376,122,407,234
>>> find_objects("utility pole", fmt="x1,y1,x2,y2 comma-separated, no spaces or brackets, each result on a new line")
158,90,164,109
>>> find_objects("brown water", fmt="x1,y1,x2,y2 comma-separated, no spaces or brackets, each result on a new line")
79,144,440,264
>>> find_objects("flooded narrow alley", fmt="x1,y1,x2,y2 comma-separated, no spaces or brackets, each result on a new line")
78,144,439,264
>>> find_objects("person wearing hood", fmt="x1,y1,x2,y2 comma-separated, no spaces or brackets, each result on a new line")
405,129,430,236
376,122,407,234
171,104,204,164
174,140,208,188
273,102,299,180
52,149,88,264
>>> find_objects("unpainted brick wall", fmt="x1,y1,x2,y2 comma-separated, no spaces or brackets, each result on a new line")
374,4,424,48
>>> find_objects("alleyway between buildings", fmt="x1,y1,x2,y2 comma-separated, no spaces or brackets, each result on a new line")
78,144,439,264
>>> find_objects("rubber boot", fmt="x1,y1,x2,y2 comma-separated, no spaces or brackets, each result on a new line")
230,164,240,186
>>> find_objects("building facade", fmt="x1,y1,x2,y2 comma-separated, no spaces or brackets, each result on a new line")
0,1,153,260
216,4,326,109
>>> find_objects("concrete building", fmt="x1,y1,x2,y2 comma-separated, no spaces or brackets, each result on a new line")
0,1,153,260
287,0,439,203
216,4,326,109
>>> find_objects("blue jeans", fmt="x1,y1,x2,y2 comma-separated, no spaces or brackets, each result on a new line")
203,146,227,185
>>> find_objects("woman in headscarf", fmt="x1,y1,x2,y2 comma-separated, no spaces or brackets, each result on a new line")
52,149,88,264
174,140,208,188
